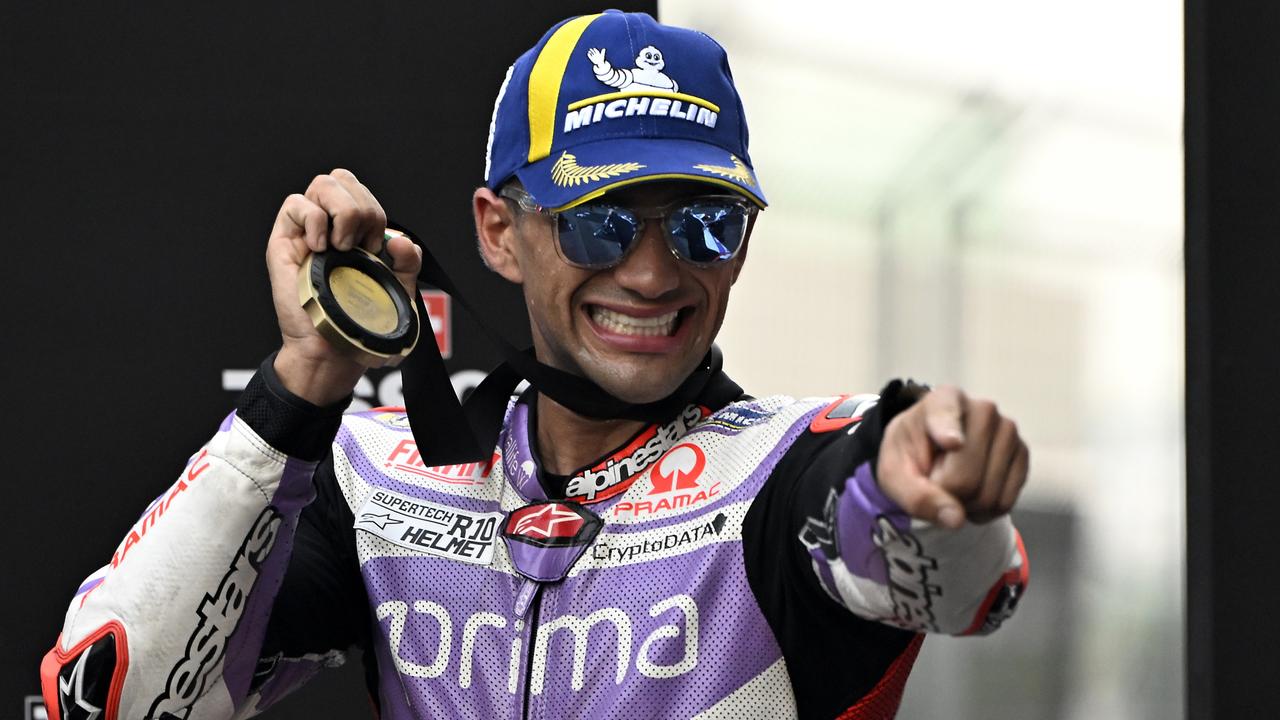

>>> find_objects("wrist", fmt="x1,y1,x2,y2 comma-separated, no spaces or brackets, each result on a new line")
274,345,365,406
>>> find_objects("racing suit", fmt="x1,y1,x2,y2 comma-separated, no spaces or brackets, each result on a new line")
42,356,1028,719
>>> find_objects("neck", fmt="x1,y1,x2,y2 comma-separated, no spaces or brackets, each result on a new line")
535,393,647,475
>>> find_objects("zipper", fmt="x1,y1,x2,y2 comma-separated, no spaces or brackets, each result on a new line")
521,585,544,720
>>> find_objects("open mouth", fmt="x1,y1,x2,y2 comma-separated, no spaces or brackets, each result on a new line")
587,305,684,337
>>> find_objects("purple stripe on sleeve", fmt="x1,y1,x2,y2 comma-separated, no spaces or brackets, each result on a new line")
74,577,104,598
221,457,318,704
835,461,909,584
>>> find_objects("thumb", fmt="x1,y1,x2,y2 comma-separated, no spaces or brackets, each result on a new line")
384,233,423,296
877,449,967,529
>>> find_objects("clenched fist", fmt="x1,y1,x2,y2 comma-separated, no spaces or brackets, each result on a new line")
266,169,422,405
876,386,1030,529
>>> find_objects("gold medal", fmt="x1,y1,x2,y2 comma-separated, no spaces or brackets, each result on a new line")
298,231,420,364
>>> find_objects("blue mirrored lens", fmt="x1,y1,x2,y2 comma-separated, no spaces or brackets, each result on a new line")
557,205,640,267
666,202,749,264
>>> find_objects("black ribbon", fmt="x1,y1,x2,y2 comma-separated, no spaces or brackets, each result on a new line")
392,222,738,466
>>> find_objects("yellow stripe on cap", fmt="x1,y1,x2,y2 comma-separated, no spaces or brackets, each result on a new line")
567,90,720,113
527,13,601,163
550,173,768,213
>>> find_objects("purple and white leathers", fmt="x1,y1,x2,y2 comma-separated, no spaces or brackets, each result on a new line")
45,372,1027,719
43,10,1030,720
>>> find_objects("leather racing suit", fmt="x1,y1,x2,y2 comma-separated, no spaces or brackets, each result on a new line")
42,357,1028,719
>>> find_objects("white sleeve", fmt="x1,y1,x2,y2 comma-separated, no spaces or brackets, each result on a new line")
41,412,320,720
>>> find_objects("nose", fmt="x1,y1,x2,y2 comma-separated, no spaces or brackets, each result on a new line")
611,220,681,299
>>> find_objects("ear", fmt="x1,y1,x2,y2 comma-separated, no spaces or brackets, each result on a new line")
730,211,757,285
473,187,524,284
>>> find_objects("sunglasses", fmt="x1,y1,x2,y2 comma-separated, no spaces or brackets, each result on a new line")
500,186,755,269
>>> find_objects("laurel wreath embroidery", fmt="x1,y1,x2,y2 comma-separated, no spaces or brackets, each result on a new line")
551,152,646,188
692,155,755,187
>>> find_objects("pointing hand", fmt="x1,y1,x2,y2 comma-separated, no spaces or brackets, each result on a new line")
875,386,1030,529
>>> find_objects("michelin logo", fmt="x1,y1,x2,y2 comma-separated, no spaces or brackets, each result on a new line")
564,46,718,134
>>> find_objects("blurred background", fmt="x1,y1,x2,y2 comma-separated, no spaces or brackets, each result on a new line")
659,1,1184,718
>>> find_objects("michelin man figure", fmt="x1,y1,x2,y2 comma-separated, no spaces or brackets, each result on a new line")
587,45,679,92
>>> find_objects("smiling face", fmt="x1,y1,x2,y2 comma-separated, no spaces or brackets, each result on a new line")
475,181,750,404
636,46,665,71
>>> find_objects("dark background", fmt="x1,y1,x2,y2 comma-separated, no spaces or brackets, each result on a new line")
1,2,652,717
1184,0,1280,717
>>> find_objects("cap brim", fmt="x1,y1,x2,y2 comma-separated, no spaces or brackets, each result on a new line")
514,137,767,212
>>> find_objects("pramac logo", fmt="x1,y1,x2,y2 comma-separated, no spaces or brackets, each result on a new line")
649,444,705,494
612,443,721,519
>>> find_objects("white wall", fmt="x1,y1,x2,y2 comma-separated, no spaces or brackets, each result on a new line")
660,2,1185,717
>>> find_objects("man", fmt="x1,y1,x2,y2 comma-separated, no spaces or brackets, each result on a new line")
42,10,1028,720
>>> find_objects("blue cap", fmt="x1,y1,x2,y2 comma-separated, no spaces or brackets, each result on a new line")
484,10,766,212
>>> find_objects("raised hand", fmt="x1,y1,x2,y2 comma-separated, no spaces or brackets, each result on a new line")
875,386,1029,529
266,168,422,405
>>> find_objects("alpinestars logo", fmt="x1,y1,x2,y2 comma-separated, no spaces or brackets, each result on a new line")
565,405,706,503
513,505,581,539
504,501,602,548
873,517,942,632
57,635,116,720
563,46,719,135
148,507,283,719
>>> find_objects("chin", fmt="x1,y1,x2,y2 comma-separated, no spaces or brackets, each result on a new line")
584,355,703,406
602,380,680,405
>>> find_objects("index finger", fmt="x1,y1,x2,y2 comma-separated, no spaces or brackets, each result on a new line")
277,193,330,254
329,169,389,251
923,385,966,449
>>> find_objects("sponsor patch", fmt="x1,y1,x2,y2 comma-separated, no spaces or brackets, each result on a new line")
111,448,211,571
612,443,721,519
503,501,604,583
593,512,727,564
564,45,719,137
383,438,497,487
565,404,707,504
355,489,501,565
651,443,706,493
874,517,942,632
504,501,602,549
370,410,413,429
693,402,775,437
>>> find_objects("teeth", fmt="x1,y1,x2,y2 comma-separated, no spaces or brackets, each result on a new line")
590,306,679,336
